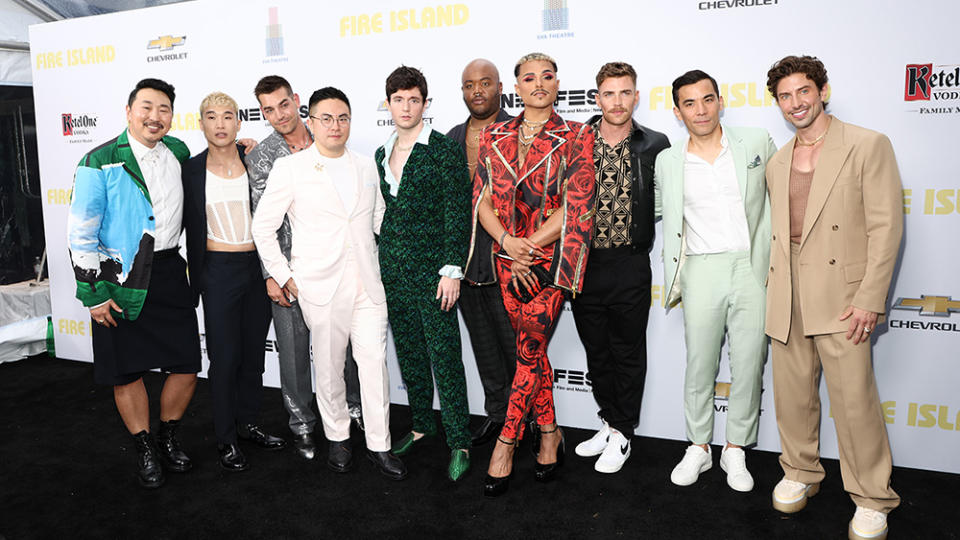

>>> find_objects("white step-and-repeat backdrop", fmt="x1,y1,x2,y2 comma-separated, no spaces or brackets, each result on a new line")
30,0,959,473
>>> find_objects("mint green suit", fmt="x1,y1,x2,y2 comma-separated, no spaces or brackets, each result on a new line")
654,125,776,446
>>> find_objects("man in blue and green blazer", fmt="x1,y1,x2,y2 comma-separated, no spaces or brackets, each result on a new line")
67,78,200,489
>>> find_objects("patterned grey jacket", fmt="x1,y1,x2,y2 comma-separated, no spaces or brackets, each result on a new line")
247,123,312,278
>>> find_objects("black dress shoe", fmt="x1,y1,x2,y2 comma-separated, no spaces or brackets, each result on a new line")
156,419,192,473
534,428,565,483
471,417,504,447
237,423,287,450
327,440,353,473
132,431,165,489
293,433,316,460
218,443,250,472
366,450,407,480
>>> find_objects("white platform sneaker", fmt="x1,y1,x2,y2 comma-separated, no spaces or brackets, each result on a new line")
719,446,754,492
772,477,820,513
575,421,611,457
849,506,888,540
594,429,630,473
670,444,712,486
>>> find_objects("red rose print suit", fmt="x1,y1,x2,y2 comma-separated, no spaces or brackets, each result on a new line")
464,111,596,439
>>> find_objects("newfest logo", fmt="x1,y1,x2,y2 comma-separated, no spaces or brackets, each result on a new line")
263,6,288,64
501,89,599,115
237,105,309,123
146,35,187,63
904,63,960,115
538,0,574,40
61,113,98,143
375,98,435,127
902,188,960,215
553,367,591,393
698,0,778,10
889,294,960,332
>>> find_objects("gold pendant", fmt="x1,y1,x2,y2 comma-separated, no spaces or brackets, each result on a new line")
314,163,324,172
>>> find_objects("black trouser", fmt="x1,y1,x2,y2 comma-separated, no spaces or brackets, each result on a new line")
345,342,361,410
571,246,651,437
458,282,517,422
202,251,272,445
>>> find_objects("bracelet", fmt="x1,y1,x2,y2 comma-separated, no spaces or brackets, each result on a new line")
499,230,509,246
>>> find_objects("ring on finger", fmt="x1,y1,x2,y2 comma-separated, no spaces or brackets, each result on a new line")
863,327,871,334
528,248,534,256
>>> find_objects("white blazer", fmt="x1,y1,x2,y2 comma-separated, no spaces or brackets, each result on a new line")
252,145,386,306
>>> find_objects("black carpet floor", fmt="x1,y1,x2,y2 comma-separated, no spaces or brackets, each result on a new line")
0,355,955,539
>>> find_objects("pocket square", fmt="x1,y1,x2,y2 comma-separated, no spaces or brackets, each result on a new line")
747,155,762,169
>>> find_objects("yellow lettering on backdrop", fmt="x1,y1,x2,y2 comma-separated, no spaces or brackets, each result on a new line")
881,401,895,425
58,318,89,336
47,188,72,205
348,5,467,35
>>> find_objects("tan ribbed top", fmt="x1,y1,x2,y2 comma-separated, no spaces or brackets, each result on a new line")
789,166,814,243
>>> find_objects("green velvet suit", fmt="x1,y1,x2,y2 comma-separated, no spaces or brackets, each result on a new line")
375,127,472,449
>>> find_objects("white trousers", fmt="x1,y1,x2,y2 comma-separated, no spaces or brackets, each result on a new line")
299,252,391,451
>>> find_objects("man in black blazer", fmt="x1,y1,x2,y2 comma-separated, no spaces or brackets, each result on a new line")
445,59,517,447
571,62,670,474
182,91,285,471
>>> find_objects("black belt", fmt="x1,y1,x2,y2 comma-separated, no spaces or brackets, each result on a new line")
153,247,180,260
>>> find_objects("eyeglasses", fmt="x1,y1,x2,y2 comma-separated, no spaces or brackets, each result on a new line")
309,114,351,128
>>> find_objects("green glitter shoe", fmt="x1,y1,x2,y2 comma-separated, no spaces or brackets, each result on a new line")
448,449,470,482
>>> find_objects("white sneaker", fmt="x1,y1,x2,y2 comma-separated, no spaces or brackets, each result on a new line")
849,506,888,540
719,446,754,492
670,444,712,486
772,477,820,513
575,421,611,457
594,429,630,473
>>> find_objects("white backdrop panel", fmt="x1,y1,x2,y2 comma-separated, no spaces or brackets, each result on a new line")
30,0,960,473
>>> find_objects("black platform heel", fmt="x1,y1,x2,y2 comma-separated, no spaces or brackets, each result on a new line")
483,436,517,498
534,425,564,483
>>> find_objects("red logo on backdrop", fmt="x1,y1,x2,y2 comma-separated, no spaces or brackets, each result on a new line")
904,64,932,101
62,113,73,136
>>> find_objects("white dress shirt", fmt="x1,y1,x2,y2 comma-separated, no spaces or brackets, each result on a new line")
127,130,184,251
681,133,751,255
320,153,357,212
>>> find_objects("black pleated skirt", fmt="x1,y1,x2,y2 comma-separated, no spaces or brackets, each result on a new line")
92,250,201,385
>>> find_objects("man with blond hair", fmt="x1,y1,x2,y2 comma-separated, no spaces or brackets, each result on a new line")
182,91,285,472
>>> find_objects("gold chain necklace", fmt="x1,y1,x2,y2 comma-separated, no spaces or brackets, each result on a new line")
796,131,826,146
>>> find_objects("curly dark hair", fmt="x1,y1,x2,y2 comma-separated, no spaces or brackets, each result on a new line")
766,55,828,100
385,65,428,101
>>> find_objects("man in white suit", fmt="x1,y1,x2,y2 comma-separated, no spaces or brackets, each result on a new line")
251,87,406,480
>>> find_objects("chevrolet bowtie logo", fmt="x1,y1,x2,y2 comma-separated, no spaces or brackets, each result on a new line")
148,35,186,51
893,295,960,317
